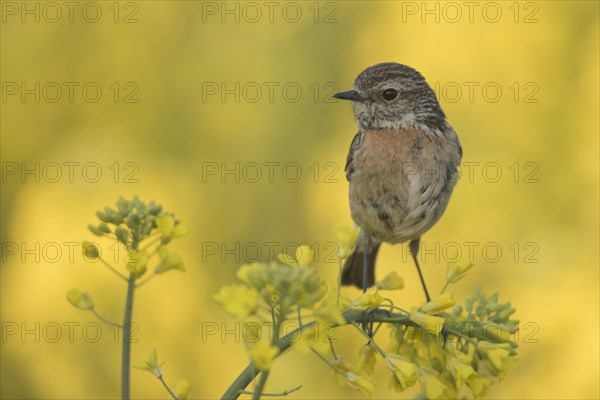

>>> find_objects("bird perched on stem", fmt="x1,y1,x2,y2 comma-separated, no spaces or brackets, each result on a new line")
334,62,462,301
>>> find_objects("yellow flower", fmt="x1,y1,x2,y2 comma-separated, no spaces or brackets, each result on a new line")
155,215,188,239
419,368,447,399
384,325,402,353
409,312,445,335
332,355,358,386
213,284,258,319
236,262,259,283
440,373,459,399
66,289,94,310
388,374,404,394
351,288,384,310
344,372,375,397
155,247,185,273
314,289,346,326
250,338,279,371
334,355,357,373
447,354,475,387
446,259,474,283
277,245,314,267
478,341,518,380
356,344,377,374
295,245,314,267
476,341,511,370
497,355,519,381
466,374,494,398
385,354,417,390
376,271,404,290
133,348,164,377
420,292,456,314
336,226,361,259
126,249,150,278
81,241,99,260
174,379,191,400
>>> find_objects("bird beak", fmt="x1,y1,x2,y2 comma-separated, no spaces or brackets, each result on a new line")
333,90,365,102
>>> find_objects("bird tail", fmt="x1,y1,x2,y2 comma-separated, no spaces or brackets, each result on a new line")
341,243,381,289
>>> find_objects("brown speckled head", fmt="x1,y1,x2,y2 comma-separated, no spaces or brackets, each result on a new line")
334,62,445,131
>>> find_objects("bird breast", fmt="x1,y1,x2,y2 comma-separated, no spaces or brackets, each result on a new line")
347,126,460,244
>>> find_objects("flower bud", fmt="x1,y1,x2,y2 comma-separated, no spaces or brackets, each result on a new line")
336,226,361,259
88,224,104,236
66,289,94,310
446,260,474,283
421,292,456,314
96,210,111,223
174,379,191,400
81,241,99,260
376,271,404,290
115,227,129,245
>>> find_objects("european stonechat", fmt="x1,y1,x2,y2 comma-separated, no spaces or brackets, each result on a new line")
334,62,462,301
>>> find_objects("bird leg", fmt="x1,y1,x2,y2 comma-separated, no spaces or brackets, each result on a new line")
409,238,431,302
362,234,371,293
362,234,373,336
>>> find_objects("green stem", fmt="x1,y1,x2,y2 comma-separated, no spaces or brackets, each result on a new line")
135,272,156,288
350,323,387,357
121,274,136,400
91,308,121,329
310,348,345,376
381,299,410,315
297,306,303,325
252,306,285,400
238,385,302,397
337,257,343,307
158,374,179,400
99,257,128,281
440,281,450,294
252,372,270,400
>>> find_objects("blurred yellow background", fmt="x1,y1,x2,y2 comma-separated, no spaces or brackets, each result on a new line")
1,1,598,399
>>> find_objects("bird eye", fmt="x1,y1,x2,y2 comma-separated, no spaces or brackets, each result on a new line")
382,88,398,101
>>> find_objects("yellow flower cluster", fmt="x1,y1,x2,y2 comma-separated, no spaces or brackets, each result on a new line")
69,198,192,399
383,289,519,399
214,247,332,372
234,259,327,311
209,229,519,400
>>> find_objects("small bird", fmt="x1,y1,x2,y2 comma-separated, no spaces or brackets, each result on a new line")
334,63,462,301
